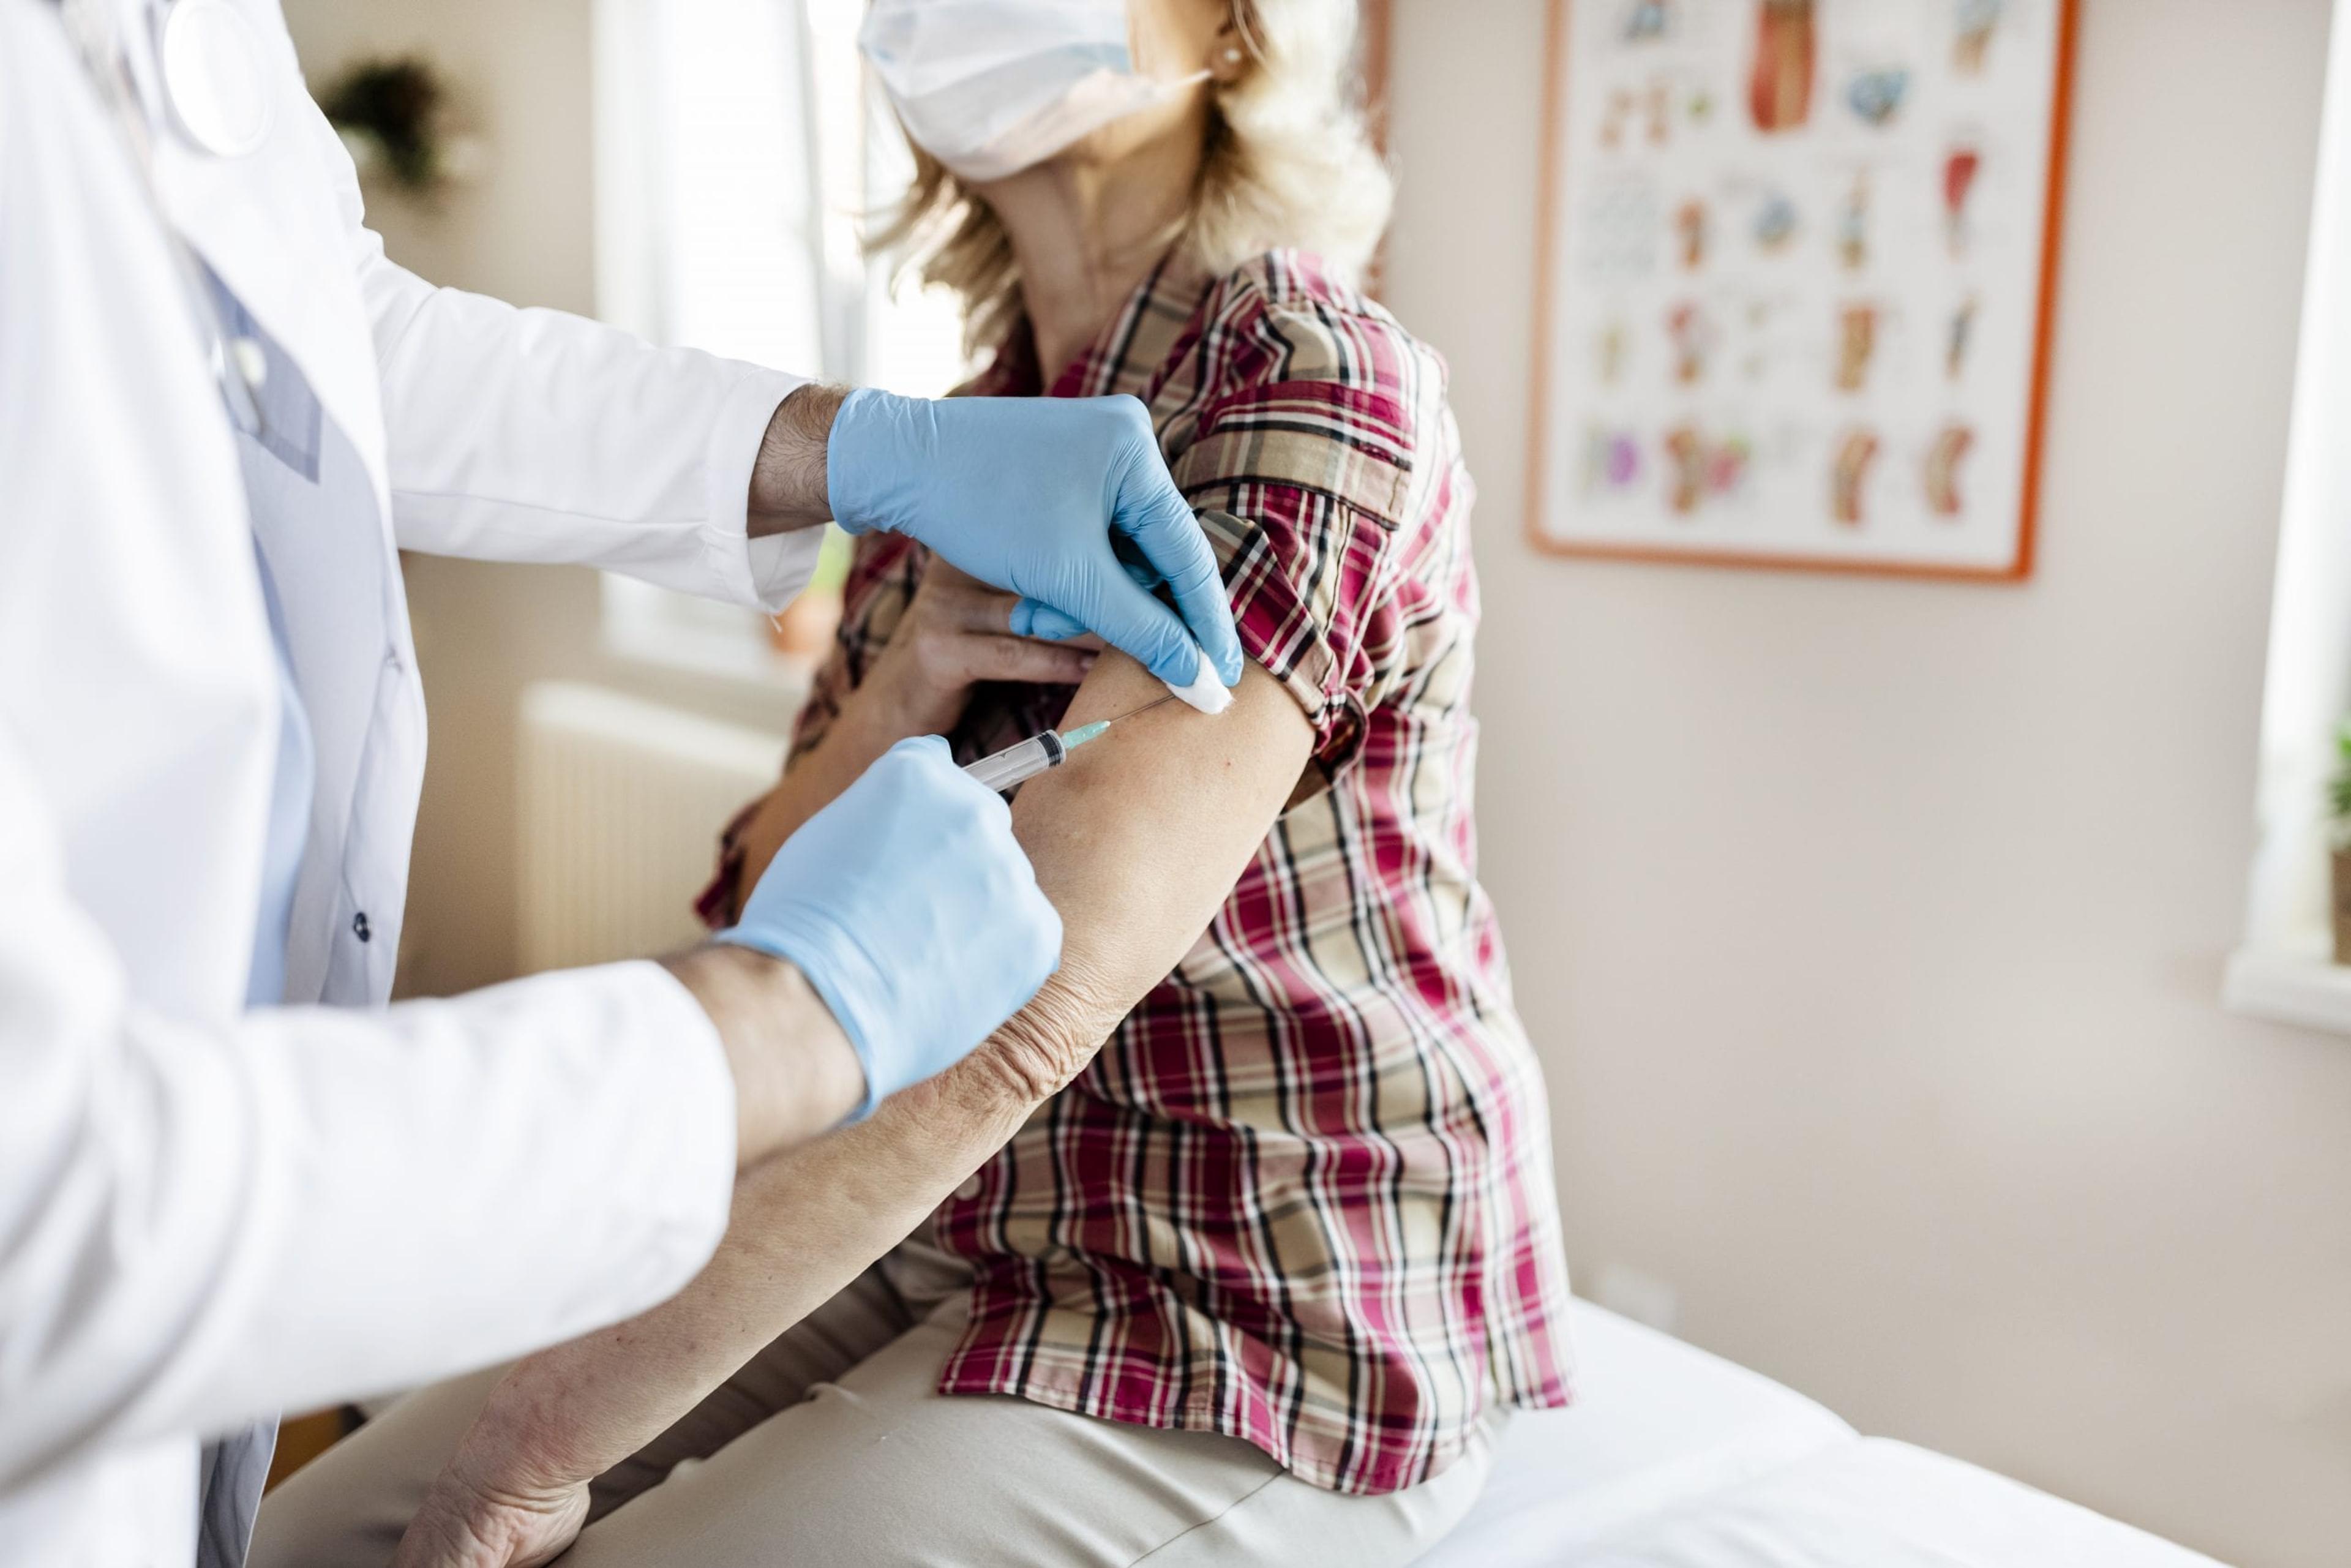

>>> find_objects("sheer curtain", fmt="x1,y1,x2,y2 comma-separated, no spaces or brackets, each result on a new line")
588,0,967,677
593,0,827,371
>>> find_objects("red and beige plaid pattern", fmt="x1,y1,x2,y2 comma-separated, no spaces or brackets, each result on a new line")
759,251,1572,1493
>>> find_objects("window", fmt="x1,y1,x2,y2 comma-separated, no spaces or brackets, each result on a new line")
2225,0,2351,1033
590,0,969,681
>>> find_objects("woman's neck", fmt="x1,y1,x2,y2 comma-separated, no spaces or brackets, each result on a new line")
978,119,1207,384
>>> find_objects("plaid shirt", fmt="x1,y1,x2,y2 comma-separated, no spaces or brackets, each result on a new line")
753,251,1572,1493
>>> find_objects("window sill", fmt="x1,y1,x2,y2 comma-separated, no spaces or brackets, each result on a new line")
2222,946,2351,1035
601,615,812,691
594,574,822,730
593,629,814,741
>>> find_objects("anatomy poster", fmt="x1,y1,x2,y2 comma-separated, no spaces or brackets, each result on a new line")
1527,0,2073,577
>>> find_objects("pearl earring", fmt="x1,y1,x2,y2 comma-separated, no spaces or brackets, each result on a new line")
1223,46,1243,64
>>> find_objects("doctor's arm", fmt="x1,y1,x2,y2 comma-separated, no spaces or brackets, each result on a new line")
293,89,823,609
396,654,1310,1561
0,728,943,1496
299,98,1238,688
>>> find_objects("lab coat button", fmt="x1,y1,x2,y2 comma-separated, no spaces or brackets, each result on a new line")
352,911,372,943
953,1175,982,1200
227,337,268,392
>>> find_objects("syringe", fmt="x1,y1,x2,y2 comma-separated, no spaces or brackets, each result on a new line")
962,695,1176,793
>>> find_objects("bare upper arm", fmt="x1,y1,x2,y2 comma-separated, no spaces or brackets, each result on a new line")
966,651,1313,1103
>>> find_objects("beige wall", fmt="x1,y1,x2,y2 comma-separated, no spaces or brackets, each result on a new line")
282,0,603,997
283,0,599,313
1380,2,2351,1565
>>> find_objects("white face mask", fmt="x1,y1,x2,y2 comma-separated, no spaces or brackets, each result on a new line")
860,0,1211,183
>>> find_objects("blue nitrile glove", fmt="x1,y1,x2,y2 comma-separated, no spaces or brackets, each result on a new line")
827,388,1246,700
714,737,1061,1120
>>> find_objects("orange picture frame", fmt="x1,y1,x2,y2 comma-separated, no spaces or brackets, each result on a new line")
1522,0,2080,582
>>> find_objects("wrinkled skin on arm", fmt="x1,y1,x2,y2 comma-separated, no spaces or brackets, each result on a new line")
394,650,1311,1568
962,651,1311,1097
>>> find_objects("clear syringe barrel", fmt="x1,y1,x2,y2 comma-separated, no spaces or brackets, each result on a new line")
963,729,1067,793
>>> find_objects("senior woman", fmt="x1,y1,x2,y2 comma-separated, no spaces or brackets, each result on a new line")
253,2,1572,1564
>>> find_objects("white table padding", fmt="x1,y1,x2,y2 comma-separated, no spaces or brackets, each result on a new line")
1564,1439,2226,1567
1418,1303,1855,1567
1417,1302,2223,1567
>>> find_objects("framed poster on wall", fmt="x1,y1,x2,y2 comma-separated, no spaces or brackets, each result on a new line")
1524,0,2077,579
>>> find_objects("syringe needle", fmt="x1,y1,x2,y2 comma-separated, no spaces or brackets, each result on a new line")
974,692,1189,792
1103,693,1179,727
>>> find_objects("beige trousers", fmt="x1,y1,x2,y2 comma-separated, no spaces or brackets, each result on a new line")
253,1234,1501,1567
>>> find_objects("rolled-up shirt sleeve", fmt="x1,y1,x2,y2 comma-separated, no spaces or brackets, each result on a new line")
1169,288,1437,787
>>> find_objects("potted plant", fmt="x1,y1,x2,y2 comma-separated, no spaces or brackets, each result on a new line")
318,58,484,200
2331,722,2351,962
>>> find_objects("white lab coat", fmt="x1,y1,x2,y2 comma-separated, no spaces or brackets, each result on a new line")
0,1,822,1561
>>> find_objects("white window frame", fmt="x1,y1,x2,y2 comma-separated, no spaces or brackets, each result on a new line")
2224,0,2351,1033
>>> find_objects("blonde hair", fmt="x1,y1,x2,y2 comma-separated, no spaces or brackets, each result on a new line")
871,1,1393,356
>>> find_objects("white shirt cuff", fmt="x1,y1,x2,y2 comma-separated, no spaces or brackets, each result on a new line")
700,367,824,613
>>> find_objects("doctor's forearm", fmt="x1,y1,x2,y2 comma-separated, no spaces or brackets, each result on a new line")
438,1063,1044,1499
658,945,864,1165
744,383,847,538
436,975,1118,1505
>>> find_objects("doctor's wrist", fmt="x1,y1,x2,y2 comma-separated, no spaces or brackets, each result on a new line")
661,944,864,1162
746,383,850,537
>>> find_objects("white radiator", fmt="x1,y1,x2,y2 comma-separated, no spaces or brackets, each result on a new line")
516,681,788,973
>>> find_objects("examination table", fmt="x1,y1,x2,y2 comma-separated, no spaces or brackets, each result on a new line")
1415,1302,2223,1568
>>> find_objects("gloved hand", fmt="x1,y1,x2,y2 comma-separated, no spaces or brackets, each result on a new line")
827,389,1245,706
714,737,1060,1120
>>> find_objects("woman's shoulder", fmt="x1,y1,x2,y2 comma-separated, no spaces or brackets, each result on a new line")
1198,249,1447,389
1171,250,1458,530
1207,249,1387,322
